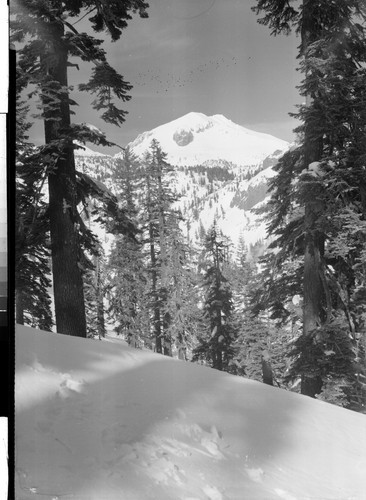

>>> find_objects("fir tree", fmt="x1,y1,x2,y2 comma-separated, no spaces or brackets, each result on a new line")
15,68,53,330
162,211,202,359
193,222,237,372
12,0,148,336
253,0,366,404
139,140,182,355
84,245,107,339
106,148,148,346
229,240,287,383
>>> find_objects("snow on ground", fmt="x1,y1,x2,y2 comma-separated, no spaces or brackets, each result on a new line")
15,325,366,500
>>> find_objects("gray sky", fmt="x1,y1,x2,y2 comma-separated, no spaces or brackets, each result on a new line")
30,0,302,154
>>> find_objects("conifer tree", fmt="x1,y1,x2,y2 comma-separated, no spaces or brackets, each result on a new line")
193,222,237,371
227,239,287,383
162,210,202,359
253,0,366,403
139,140,181,354
15,73,53,330
83,242,107,339
107,148,148,345
12,0,149,337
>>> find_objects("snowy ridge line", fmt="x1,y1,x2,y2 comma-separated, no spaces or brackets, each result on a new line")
116,112,289,167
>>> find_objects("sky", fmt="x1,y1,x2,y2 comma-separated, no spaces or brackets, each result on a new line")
28,0,303,155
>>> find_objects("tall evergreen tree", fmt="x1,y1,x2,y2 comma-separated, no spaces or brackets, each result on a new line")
253,0,366,403
83,238,107,339
139,140,182,355
107,148,148,345
12,0,148,337
162,210,202,359
193,222,237,372
15,70,53,330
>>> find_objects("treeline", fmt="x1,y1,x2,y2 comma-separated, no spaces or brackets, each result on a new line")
13,0,366,412
178,165,235,184
16,132,366,411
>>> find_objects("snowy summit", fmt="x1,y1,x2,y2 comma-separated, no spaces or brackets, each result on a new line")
116,112,288,167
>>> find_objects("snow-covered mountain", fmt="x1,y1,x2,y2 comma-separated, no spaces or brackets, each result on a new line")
75,113,289,254
116,112,288,168
175,150,284,251
15,324,366,500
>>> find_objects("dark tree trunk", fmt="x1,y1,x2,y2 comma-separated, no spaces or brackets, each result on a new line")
301,373,323,397
213,349,223,371
261,352,274,386
15,289,24,325
145,168,162,353
161,287,172,357
154,305,162,353
300,0,324,396
42,14,86,337
212,315,223,371
95,257,105,339
149,227,162,353
97,298,105,339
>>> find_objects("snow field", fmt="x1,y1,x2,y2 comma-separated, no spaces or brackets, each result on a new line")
15,325,366,499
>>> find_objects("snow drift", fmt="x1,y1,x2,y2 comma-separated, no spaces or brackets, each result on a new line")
15,325,366,500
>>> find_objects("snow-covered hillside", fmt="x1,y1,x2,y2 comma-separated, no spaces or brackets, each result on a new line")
117,112,288,168
15,325,366,500
180,164,278,249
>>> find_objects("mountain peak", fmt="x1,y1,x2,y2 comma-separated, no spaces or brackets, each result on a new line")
121,112,289,167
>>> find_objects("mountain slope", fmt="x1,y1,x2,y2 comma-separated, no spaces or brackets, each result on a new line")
178,163,279,249
15,325,366,500
117,112,288,168
75,113,289,252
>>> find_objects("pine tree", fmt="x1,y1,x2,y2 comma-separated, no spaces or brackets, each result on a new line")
228,240,287,383
193,222,237,372
12,0,148,337
107,148,148,346
162,210,202,359
15,68,53,330
84,242,107,339
139,140,183,355
252,0,366,403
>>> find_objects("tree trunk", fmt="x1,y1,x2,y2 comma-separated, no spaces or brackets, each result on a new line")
261,351,274,386
97,296,105,339
149,227,161,353
157,166,171,356
213,314,223,371
15,289,24,325
95,257,105,339
145,168,162,353
300,0,324,396
42,14,86,337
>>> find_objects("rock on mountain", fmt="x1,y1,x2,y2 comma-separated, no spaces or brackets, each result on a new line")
116,112,288,169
